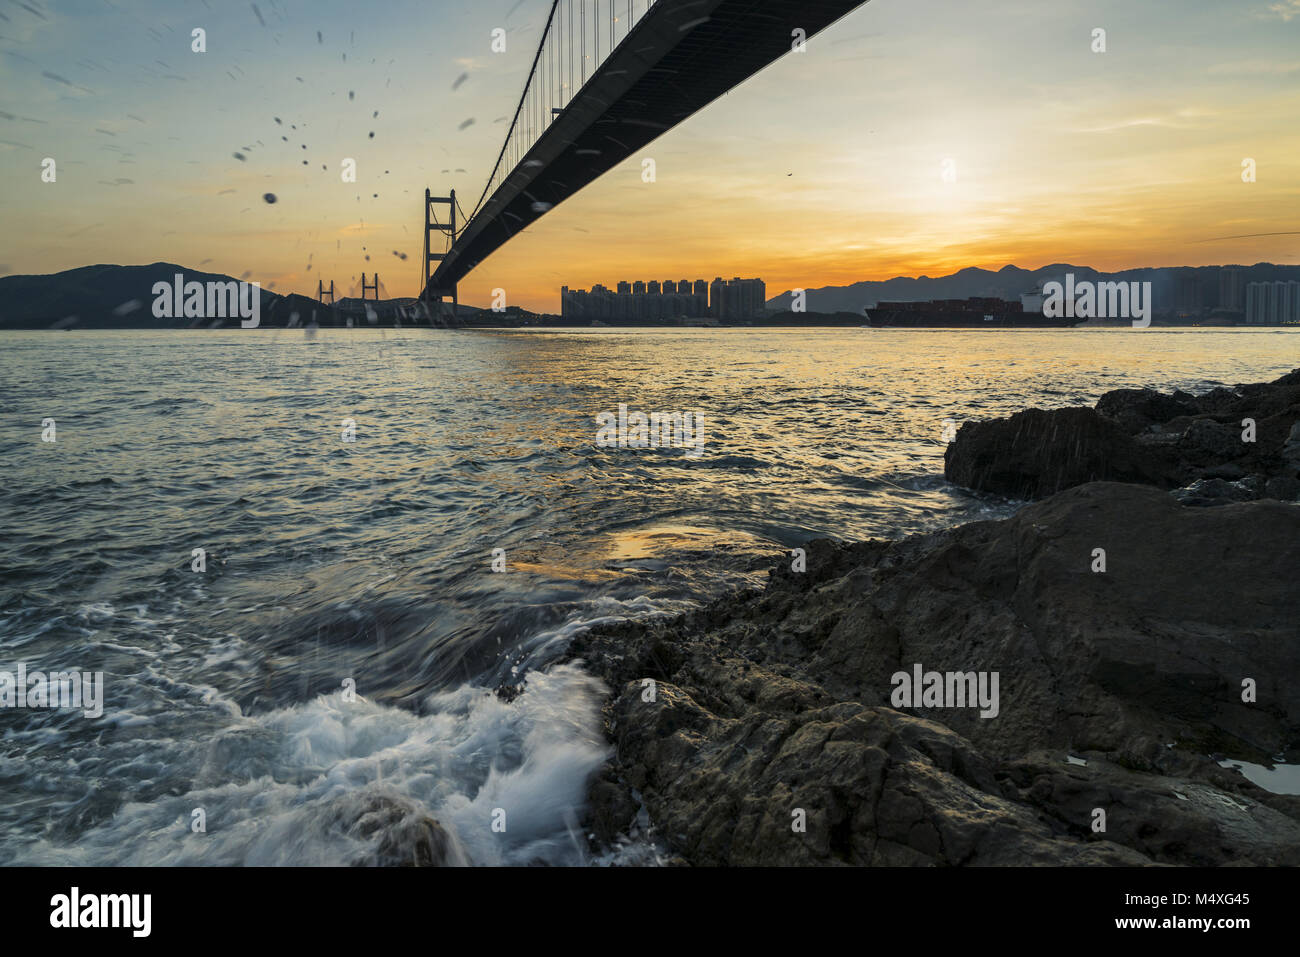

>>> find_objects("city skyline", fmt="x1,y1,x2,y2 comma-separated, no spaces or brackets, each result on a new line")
1246,280,1300,324
561,275,766,321
1,0,1298,313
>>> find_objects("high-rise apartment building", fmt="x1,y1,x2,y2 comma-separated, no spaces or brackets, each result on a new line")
1245,281,1300,324
1219,267,1244,312
560,277,719,321
709,277,767,320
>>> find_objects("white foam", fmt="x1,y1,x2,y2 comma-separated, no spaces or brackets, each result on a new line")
12,663,611,866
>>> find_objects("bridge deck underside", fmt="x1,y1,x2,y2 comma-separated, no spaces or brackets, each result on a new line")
427,0,868,296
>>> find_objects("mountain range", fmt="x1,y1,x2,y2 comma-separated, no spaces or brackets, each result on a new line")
764,263,1300,314
0,263,486,328
4,261,1299,327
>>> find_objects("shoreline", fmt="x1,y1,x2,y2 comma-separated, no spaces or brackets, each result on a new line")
557,370,1300,866
8,321,1300,332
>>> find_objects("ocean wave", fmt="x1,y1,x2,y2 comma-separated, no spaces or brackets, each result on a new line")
9,664,610,866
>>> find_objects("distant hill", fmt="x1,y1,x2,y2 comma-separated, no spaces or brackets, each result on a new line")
765,263,1300,314
0,263,479,328
0,263,287,328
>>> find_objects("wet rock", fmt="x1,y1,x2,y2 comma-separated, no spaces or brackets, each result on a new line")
1177,417,1247,465
1284,422,1300,473
582,766,641,846
946,369,1300,499
570,483,1300,866
1173,476,1261,507
495,682,525,703
338,794,466,867
1095,387,1198,433
1265,474,1300,501
943,407,1181,499
1202,462,1247,481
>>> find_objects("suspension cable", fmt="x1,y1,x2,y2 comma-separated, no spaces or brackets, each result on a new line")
464,0,563,227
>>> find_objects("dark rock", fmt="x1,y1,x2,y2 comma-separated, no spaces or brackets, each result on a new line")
1177,418,1247,465
946,369,1300,499
943,407,1182,499
1203,462,1247,481
583,766,640,845
569,483,1300,866
495,682,525,703
1172,477,1260,507
1265,474,1300,501
1095,387,1198,433
1284,422,1300,473
331,793,466,866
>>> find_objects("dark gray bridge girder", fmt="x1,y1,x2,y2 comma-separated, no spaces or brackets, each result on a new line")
426,0,870,297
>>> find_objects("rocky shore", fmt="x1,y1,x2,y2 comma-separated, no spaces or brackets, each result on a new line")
944,368,1300,503
559,370,1300,865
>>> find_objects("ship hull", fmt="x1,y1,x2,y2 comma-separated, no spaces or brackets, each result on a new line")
864,309,1083,328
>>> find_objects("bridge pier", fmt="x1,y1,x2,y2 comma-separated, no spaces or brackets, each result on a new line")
422,286,459,326
422,188,458,322
432,286,458,322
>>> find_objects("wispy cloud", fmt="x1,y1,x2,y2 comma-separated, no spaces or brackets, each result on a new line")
1065,105,1217,134
1071,117,1190,133
1209,59,1300,74
1262,0,1300,20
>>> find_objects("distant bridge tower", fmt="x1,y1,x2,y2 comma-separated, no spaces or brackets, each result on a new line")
422,188,457,317
360,273,379,301
317,279,335,304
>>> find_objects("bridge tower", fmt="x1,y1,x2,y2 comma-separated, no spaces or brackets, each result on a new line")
317,279,335,305
422,188,458,319
360,273,379,301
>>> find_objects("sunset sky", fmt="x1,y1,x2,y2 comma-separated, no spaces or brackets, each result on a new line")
2,0,1298,311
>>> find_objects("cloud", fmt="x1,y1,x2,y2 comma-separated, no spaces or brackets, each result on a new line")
1209,59,1300,75
1068,107,1215,134
1071,117,1183,133
1262,0,1300,19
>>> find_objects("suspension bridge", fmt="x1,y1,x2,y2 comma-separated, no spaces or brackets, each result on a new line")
420,0,871,313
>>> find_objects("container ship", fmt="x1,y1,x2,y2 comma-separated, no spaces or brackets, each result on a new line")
863,296,1084,328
